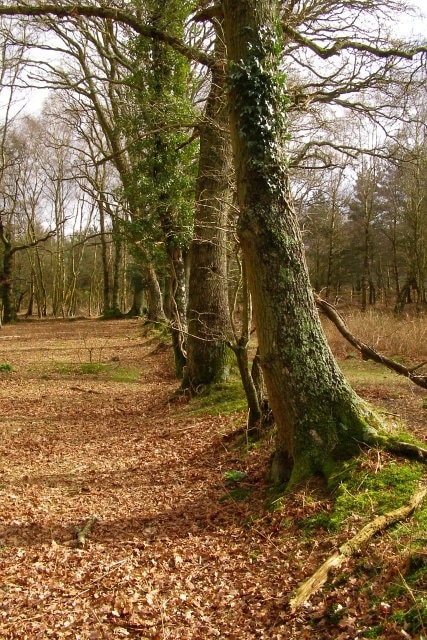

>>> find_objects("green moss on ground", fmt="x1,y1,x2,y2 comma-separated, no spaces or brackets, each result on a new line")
187,375,247,417
295,453,427,637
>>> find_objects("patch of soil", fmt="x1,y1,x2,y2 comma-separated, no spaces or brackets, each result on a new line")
0,319,425,639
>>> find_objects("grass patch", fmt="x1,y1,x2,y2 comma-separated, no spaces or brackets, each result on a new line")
295,454,426,542
339,359,399,384
51,361,140,382
294,453,427,636
0,363,13,373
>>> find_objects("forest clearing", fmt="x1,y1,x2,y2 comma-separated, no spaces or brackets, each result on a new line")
0,316,426,640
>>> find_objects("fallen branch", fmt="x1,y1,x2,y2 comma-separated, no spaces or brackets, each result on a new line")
75,514,99,548
289,485,427,612
70,386,102,394
314,293,427,390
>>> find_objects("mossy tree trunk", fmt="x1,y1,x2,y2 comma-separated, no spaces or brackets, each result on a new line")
223,0,380,485
185,19,233,388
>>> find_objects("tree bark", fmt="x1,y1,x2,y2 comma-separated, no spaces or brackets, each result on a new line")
185,18,233,388
0,244,16,324
223,0,379,485
99,196,111,315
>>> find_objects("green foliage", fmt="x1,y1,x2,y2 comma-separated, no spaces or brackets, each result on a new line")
387,563,427,635
224,469,247,485
121,0,198,256
221,467,251,502
297,457,426,536
227,24,290,193
362,625,384,638
0,363,13,373
390,596,427,637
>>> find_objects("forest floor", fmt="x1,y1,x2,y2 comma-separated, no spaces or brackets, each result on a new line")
0,318,426,640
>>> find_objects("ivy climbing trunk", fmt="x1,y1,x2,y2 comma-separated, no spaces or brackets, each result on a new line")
223,0,380,485
185,19,232,388
134,1,196,378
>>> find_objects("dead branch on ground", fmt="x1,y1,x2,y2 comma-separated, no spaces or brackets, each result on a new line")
290,485,427,612
75,514,99,548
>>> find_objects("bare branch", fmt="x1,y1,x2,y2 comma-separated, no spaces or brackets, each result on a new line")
0,3,214,66
282,23,427,61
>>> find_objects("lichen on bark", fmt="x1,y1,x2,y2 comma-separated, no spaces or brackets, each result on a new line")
223,0,387,487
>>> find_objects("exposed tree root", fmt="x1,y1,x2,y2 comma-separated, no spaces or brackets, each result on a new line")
289,485,427,612
314,293,427,390
378,437,427,461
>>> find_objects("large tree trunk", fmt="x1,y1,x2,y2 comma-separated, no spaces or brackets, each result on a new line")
223,0,379,486
0,245,16,324
185,19,232,388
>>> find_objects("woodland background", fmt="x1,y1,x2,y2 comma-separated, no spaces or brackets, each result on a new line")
0,1,426,325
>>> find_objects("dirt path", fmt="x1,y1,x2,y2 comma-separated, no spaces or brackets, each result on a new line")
0,320,425,639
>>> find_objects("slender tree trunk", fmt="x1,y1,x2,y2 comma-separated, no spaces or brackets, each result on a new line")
99,198,111,315
144,264,167,324
185,19,233,387
26,273,34,317
223,0,379,485
111,217,123,316
231,259,263,433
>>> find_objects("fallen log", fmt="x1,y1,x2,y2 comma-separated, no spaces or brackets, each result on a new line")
289,485,427,612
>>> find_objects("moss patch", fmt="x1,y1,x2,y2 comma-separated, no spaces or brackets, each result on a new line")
327,457,425,532
188,376,247,417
